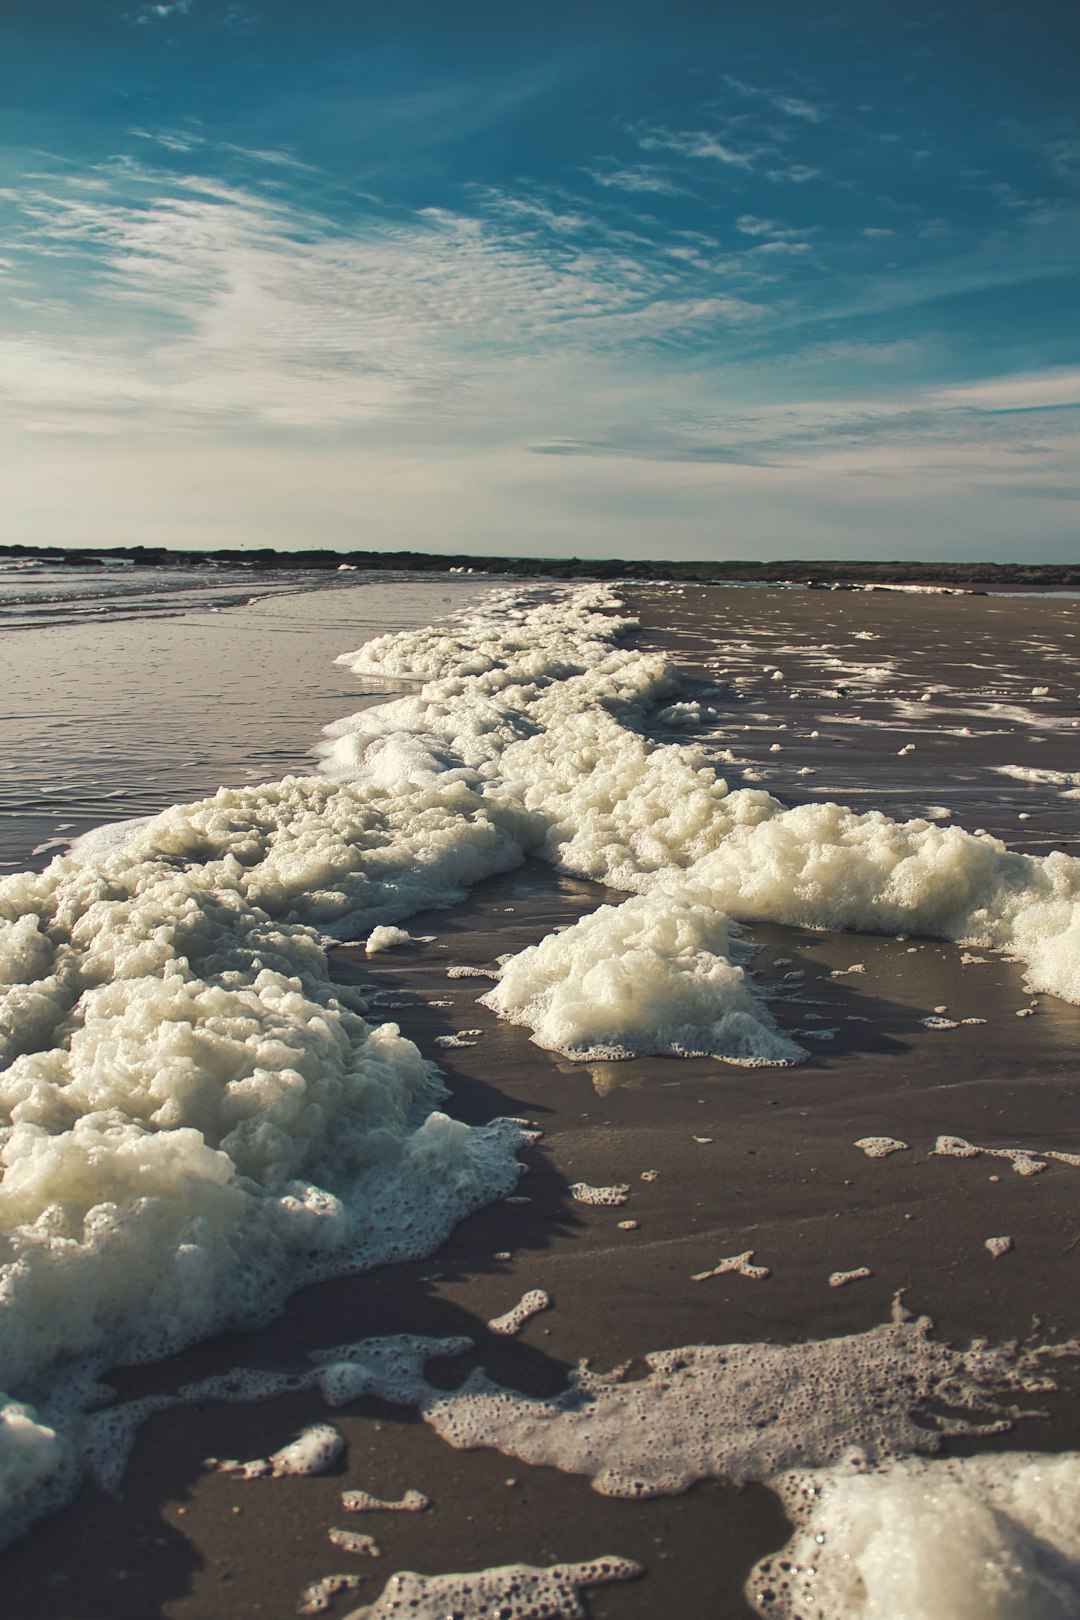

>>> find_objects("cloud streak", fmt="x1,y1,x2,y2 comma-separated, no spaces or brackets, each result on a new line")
0,159,769,435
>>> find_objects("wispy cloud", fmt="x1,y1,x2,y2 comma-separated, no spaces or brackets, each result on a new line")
129,128,201,153
587,165,685,196
938,369,1080,412
721,74,827,124
766,164,821,185
638,127,759,169
736,215,796,237
0,160,768,435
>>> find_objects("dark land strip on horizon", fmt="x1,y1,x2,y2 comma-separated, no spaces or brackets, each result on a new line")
2,542,1080,592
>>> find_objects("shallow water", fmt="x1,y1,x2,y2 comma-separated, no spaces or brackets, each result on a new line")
0,566,493,870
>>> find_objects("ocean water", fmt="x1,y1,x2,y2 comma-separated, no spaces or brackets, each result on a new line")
3,568,1080,1618
0,561,493,871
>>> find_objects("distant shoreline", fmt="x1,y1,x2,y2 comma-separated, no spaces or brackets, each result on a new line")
1,542,1078,591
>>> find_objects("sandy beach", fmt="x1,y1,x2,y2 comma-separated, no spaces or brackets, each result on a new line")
4,579,1080,1620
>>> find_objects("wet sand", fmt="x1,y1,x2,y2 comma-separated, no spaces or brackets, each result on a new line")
7,582,1080,1620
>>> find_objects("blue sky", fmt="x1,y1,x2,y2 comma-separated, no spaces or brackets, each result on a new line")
2,0,1078,560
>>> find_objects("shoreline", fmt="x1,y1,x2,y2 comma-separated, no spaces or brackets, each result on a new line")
4,579,1080,1619
3,543,1080,593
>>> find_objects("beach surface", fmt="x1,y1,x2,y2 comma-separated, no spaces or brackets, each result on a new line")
4,579,1080,1620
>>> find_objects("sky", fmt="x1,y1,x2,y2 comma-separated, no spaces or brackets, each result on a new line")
2,0,1078,561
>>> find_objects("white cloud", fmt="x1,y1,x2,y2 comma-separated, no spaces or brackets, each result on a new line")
638,127,758,169
766,164,821,184
0,162,768,436
720,75,826,124
772,95,824,123
131,0,193,25
937,369,1080,412
587,166,685,196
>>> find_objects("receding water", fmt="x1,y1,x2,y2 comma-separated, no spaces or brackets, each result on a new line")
0,563,494,870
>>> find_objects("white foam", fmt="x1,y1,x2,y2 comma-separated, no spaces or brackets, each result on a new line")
488,1290,551,1337
299,1573,363,1614
748,1453,1080,1619
341,1557,641,1619
854,1137,909,1159
995,765,1080,798
829,1267,873,1289
4,578,1080,1548
341,1488,430,1514
480,886,804,1066
213,1422,345,1480
412,1304,1061,1499
328,1527,381,1557
692,1251,771,1282
365,926,414,954
569,1183,629,1207
932,1136,1078,1175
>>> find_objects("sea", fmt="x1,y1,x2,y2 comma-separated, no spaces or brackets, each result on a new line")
0,558,494,872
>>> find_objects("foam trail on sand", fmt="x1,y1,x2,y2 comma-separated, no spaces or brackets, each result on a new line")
76,1313,1080,1620
409,1307,1058,1499
3,580,1080,1547
323,584,1080,1004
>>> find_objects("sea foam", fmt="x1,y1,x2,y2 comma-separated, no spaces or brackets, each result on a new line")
3,580,1080,1548
749,1453,1080,1619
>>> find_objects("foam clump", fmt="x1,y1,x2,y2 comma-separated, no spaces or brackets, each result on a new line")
0,1398,71,1547
829,1268,872,1289
342,1488,430,1514
748,1453,1080,1619
215,1422,345,1480
299,1574,363,1615
854,1137,909,1159
569,1183,629,1207
692,1251,770,1282
328,1527,381,1557
365,926,413,954
480,886,805,1066
342,1557,641,1620
681,801,1080,1006
488,1290,551,1336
